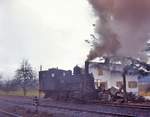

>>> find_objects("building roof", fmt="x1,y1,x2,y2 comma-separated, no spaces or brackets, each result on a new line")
90,56,150,76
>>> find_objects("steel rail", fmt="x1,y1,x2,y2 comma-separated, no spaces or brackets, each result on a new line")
2,97,150,110
39,104,134,117
94,102,150,110
0,99,135,117
1,97,150,117
0,109,22,117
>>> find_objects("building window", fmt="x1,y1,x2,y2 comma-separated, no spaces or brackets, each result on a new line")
97,69,103,76
116,81,123,88
94,80,107,89
100,82,107,89
63,72,66,77
95,82,98,89
51,73,55,78
128,81,137,88
95,79,101,89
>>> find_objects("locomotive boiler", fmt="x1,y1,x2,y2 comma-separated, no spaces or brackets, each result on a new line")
39,61,97,101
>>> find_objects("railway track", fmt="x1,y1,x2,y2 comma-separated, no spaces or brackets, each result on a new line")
0,98,133,117
39,103,133,117
95,102,150,110
1,97,150,117
4,95,150,110
0,109,22,117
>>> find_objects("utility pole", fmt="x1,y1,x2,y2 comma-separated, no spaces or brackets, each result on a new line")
33,96,39,113
122,67,128,103
40,65,42,71
39,65,43,98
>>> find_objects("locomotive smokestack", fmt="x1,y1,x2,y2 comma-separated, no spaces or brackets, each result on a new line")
85,61,89,75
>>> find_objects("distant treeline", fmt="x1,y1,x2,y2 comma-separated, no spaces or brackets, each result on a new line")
0,59,38,96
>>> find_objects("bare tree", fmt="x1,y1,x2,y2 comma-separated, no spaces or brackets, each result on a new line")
15,59,36,96
0,75,3,90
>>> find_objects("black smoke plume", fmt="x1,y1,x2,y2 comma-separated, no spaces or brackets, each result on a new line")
88,0,150,60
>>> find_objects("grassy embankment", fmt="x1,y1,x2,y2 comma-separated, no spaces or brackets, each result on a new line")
0,90,40,97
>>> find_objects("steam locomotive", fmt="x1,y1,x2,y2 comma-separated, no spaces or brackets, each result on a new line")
39,61,97,101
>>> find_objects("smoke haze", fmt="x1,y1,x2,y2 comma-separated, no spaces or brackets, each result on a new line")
88,0,150,60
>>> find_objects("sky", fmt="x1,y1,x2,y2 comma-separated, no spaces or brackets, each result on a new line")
0,0,95,78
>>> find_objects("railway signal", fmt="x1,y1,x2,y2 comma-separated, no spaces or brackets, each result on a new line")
33,96,39,113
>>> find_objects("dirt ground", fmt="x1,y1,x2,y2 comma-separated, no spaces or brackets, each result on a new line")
7,106,53,117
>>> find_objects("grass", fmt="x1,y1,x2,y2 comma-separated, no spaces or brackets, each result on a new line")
0,90,40,97
2,90,149,98
139,92,150,96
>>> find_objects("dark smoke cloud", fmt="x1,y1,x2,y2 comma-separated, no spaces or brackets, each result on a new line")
88,0,150,60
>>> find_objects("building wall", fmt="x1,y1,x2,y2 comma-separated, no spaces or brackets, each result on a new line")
90,68,138,94
138,75,150,96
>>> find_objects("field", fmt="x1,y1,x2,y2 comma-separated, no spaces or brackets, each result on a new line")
0,90,40,97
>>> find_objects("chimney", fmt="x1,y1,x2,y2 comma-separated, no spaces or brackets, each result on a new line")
40,65,43,71
85,61,89,75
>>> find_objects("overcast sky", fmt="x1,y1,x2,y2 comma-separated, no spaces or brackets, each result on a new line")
0,0,95,78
